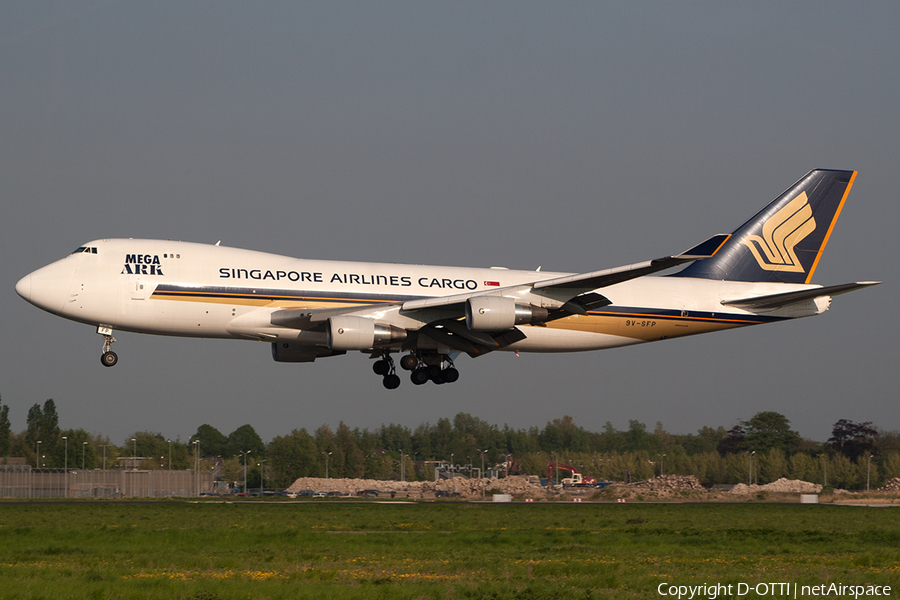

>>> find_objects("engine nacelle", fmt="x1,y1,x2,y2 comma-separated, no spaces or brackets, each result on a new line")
326,316,407,351
271,343,345,363
465,297,549,331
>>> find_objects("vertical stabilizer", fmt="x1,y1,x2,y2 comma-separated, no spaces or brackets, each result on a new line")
676,170,856,283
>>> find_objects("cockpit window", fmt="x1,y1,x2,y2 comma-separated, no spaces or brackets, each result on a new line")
70,247,98,254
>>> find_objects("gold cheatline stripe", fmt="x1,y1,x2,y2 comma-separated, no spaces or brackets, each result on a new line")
806,171,856,284
589,310,763,325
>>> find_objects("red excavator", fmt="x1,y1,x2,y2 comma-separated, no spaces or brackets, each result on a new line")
547,462,598,487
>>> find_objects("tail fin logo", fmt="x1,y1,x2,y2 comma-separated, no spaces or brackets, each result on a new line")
740,192,815,273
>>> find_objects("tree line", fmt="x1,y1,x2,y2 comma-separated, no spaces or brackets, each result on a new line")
1,395,897,491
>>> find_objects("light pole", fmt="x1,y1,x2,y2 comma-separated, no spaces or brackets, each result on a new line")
257,460,267,495
82,441,87,470
192,440,200,497
131,438,137,497
658,454,666,477
100,444,108,495
819,454,827,487
63,436,68,498
552,452,558,484
241,450,251,495
166,439,172,498
322,452,332,492
35,441,41,498
477,449,486,499
867,454,873,492
748,451,756,495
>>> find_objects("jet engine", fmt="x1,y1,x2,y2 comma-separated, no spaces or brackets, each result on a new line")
326,316,407,351
465,297,549,331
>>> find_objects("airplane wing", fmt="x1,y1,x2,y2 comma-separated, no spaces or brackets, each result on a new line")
721,281,881,310
269,304,390,330
266,234,730,355
531,234,731,294
401,233,731,313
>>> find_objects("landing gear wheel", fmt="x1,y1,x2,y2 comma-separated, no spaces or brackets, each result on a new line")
427,364,443,381
399,354,418,371
98,328,118,367
410,368,430,385
382,374,401,390
372,360,390,376
101,351,118,368
442,367,459,383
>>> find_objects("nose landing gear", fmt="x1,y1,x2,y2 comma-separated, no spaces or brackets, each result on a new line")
98,326,118,367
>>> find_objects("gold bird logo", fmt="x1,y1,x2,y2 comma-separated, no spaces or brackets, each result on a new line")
741,192,815,273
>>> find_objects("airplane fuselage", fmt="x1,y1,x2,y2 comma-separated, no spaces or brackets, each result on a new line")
18,238,818,353
16,170,876,388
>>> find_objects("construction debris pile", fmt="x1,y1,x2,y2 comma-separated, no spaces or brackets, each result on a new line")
631,475,706,491
730,478,822,494
283,474,900,500
879,478,900,492
286,475,548,499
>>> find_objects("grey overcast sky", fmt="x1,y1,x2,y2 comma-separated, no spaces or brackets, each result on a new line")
1,2,897,446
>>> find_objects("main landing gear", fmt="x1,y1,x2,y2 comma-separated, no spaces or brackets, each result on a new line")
98,326,118,367
372,353,401,390
373,352,460,389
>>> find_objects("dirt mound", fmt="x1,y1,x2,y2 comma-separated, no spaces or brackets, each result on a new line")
632,475,705,491
729,478,821,494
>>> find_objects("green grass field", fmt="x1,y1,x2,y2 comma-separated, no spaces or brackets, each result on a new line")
0,500,897,599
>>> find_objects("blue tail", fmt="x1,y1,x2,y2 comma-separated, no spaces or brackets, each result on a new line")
675,170,856,284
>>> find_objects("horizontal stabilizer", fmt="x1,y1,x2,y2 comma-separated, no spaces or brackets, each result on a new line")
721,281,881,310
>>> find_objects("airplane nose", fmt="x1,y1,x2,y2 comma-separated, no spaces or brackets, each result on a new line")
16,259,76,314
15,274,32,301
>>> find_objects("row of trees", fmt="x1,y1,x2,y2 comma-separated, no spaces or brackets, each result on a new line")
1,395,896,491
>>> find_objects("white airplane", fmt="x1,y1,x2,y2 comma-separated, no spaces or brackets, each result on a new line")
16,169,879,389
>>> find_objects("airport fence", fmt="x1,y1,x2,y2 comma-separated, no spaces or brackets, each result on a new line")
0,465,213,498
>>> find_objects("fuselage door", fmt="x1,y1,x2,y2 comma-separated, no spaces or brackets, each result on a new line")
129,276,146,300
